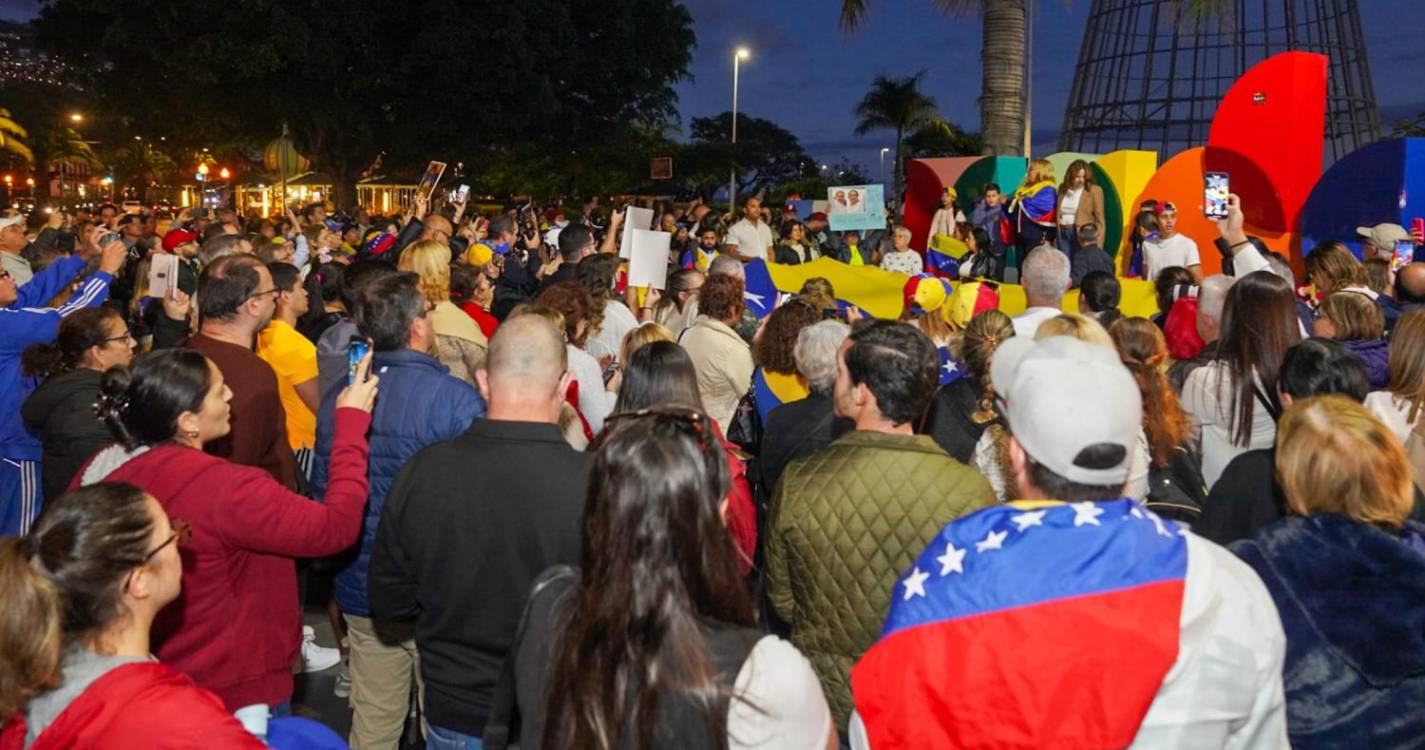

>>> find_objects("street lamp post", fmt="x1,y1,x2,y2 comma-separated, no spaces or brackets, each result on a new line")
879,147,890,184
729,47,749,214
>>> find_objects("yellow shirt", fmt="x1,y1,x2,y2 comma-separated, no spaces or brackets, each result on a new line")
257,319,319,450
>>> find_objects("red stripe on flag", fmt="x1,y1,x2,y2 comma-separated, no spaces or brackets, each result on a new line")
852,579,1184,749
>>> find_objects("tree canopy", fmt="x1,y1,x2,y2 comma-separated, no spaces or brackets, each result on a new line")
33,0,696,203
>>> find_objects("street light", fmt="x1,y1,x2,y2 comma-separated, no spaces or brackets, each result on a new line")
68,112,83,124
219,167,230,180
729,46,750,213
879,147,890,183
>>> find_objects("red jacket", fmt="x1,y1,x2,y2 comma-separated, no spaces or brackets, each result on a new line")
72,408,372,710
712,423,757,574
0,662,263,750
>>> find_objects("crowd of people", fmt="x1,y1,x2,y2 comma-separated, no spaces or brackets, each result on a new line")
0,183,1422,750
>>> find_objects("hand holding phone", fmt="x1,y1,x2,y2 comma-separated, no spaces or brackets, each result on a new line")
347,336,371,386
1204,172,1230,220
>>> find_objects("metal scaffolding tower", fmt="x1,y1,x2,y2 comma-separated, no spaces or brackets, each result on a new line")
1057,0,1379,163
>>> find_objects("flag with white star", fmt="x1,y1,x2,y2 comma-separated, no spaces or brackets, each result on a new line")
741,258,778,318
937,347,965,387
851,498,1187,749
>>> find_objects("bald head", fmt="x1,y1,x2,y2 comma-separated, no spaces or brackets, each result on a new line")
422,214,454,241
1397,263,1425,305
487,314,567,393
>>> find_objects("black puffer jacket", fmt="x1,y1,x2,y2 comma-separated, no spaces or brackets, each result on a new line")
20,368,113,501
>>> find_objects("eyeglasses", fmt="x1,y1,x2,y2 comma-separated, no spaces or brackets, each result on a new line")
142,518,191,563
245,287,282,302
104,330,135,343
604,407,713,453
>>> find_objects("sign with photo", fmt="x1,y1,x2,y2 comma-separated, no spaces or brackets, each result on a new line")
826,184,887,231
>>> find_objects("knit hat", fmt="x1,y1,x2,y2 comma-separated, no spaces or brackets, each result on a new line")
465,242,494,268
991,336,1142,486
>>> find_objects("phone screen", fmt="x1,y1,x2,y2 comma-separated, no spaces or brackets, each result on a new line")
1204,172,1229,219
347,337,370,386
1395,239,1415,268
453,185,469,203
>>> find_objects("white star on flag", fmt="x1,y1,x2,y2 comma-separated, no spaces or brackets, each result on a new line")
942,359,959,376
975,528,1007,552
902,566,930,601
1010,510,1046,531
1072,502,1105,527
743,291,765,308
1147,511,1173,538
936,542,967,575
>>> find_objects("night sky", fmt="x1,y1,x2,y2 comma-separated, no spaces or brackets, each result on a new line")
4,0,1422,175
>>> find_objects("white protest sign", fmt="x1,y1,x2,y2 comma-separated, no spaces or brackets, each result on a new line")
627,229,671,290
619,206,656,259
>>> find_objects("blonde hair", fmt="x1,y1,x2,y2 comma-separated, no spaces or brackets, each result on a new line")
1386,309,1425,423
1024,158,1056,186
397,239,454,305
1035,313,1114,349
1275,395,1413,529
619,322,675,366
1319,291,1384,340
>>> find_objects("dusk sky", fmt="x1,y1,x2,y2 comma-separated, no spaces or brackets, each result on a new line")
5,0,1421,176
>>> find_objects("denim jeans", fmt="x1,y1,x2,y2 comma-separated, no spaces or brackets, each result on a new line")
1055,225,1078,260
426,723,484,750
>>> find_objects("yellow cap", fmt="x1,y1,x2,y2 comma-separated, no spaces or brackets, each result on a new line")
465,243,494,267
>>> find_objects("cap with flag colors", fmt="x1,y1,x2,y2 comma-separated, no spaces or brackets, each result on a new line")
851,498,1187,749
901,274,952,317
942,280,999,328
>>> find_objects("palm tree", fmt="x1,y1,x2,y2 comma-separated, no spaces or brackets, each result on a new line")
0,108,35,164
841,0,1024,157
854,72,951,217
108,141,177,203
841,1,1228,157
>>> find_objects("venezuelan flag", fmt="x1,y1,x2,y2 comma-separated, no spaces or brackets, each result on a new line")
852,499,1186,749
752,367,809,422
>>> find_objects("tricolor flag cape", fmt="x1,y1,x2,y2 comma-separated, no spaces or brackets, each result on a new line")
852,498,1186,749
752,367,810,422
742,258,779,318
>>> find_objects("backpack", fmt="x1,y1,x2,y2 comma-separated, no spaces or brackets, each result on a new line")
1145,446,1207,524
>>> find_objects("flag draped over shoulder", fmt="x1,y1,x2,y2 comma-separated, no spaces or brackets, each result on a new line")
852,499,1187,750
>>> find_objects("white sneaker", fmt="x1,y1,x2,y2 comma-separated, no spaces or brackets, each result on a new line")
333,659,351,699
299,625,341,673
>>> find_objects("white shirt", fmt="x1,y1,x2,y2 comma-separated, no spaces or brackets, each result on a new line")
1365,391,1418,444
1058,187,1083,226
728,636,834,749
1144,233,1202,281
1181,362,1277,488
1011,306,1061,338
724,217,774,261
585,299,639,363
929,207,965,238
880,250,923,275
566,344,617,435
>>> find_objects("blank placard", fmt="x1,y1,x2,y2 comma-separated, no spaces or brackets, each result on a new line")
627,229,671,290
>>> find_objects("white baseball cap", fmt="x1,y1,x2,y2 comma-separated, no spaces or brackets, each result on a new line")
990,335,1142,486
0,215,23,230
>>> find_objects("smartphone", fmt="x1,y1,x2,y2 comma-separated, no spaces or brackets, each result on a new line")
347,336,371,386
148,254,178,299
452,185,469,203
1413,217,1424,239
1395,239,1415,268
100,231,122,247
1204,172,1230,220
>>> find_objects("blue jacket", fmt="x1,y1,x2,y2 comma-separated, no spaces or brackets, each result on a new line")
311,348,485,616
1232,515,1425,748
1,256,113,460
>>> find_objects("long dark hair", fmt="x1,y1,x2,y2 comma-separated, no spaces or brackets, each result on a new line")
0,483,154,718
613,341,704,414
20,307,123,379
1216,271,1302,444
98,349,213,450
299,262,345,332
543,413,753,750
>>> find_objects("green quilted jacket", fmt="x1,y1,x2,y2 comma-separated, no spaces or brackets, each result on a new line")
765,430,996,728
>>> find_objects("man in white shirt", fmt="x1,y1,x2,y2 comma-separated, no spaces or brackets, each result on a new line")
1143,202,1202,283
723,196,774,263
1012,245,1069,337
